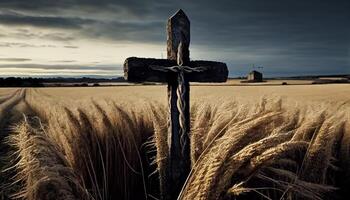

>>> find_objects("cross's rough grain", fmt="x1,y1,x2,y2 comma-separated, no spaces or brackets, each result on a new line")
167,9,190,63
165,10,191,200
124,57,228,82
123,9,229,200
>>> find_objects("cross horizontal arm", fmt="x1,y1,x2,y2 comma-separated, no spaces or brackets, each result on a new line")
124,57,176,82
186,60,228,82
124,57,228,83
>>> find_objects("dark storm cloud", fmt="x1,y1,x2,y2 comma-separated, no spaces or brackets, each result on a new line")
0,11,92,29
187,0,350,76
83,20,164,42
0,0,348,76
0,9,163,43
0,0,158,15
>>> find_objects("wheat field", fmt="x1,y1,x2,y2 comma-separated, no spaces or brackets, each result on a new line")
0,84,349,200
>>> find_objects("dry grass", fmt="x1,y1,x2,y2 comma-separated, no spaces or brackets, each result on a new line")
1,85,350,200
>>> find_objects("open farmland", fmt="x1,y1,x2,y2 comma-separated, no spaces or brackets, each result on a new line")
33,84,350,104
0,84,349,200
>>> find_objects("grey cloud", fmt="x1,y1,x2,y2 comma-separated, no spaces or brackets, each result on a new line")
0,12,163,43
0,0,348,76
0,0,159,17
82,20,164,43
9,29,76,41
0,64,119,71
0,11,93,29
0,42,79,49
64,45,79,49
41,33,76,41
51,60,76,63
0,58,31,62
0,42,57,48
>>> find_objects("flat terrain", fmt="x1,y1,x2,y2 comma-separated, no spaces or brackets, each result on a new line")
26,83,350,104
225,79,314,85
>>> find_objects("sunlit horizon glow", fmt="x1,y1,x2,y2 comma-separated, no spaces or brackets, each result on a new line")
0,26,166,77
0,1,349,78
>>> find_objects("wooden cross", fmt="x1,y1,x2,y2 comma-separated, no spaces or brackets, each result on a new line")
124,9,228,199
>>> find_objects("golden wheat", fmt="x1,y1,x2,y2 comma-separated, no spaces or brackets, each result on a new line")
17,89,164,200
8,120,89,200
1,85,349,200
179,100,349,200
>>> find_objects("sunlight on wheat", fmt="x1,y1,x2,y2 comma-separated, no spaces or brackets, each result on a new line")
1,86,349,200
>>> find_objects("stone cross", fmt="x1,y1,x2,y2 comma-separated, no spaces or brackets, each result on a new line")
124,9,228,199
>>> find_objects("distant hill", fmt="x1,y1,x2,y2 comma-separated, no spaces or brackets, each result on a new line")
271,74,350,80
0,77,126,87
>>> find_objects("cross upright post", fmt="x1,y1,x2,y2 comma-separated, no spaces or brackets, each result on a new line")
124,9,228,200
165,10,191,200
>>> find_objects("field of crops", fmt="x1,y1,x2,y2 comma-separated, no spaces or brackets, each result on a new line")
0,84,349,200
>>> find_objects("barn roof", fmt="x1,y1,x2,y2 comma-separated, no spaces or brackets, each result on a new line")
249,70,262,75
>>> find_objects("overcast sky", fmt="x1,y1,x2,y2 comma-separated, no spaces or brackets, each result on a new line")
0,0,349,77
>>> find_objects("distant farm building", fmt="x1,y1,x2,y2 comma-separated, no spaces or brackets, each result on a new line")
247,70,263,82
